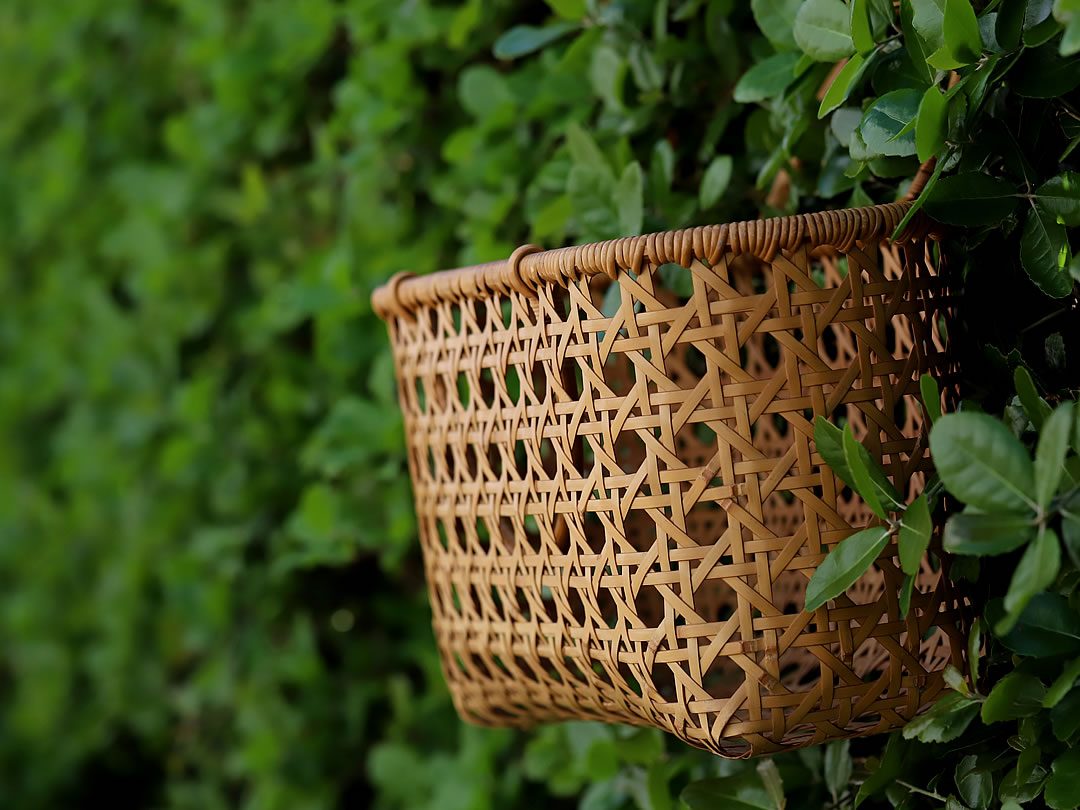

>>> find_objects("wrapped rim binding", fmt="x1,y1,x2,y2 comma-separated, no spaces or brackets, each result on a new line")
372,197,968,757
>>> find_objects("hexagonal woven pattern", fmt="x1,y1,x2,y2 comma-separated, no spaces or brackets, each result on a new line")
372,202,967,756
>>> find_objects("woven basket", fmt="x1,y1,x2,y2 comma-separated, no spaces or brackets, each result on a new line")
372,198,966,757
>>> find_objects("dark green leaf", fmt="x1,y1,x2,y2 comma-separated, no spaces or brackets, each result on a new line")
899,494,932,574
700,156,733,209
930,0,982,69
900,0,937,84
1044,656,1080,708
1021,207,1073,299
1046,749,1080,809
968,617,983,687
899,572,914,617
1001,527,1062,631
794,0,856,61
815,416,856,492
982,672,1046,723
859,89,922,156
856,734,911,806
916,85,948,162
734,51,803,103
805,526,891,611
493,22,580,59
843,426,887,518
1024,0,1063,46
987,593,1080,657
996,0,1025,49
923,172,1018,226
1036,403,1074,509
943,511,1035,556
1063,512,1080,569
1037,172,1080,226
929,412,1036,512
1052,687,1080,742
955,754,992,810
1012,42,1080,97
1015,366,1053,431
902,692,980,742
920,373,942,424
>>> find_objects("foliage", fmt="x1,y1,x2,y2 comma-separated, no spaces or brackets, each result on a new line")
2,0,1079,809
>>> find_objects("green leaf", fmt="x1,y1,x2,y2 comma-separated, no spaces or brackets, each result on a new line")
902,692,980,742
851,0,876,54
856,734,911,806
590,45,626,109
805,527,891,611
616,162,644,236
493,22,580,60
566,122,610,171
923,172,1018,226
1001,527,1062,631
891,152,946,239
929,412,1037,512
899,573,915,617
915,85,948,162
955,754,993,810
987,593,1080,657
568,165,620,242
1063,14,1080,55
818,52,870,117
844,424,905,512
982,672,1046,723
1025,0,1064,46
824,740,852,801
815,416,857,492
920,373,942,424
859,89,921,156
935,0,983,68
943,511,1035,556
1036,403,1074,509
1046,749,1080,809
734,51,802,102
751,0,804,49
1044,656,1080,708
545,0,587,19
1037,172,1080,226
1015,365,1053,431
756,760,785,810
1012,42,1080,98
843,426,886,518
901,0,937,85
794,0,856,61
1052,687,1080,742
899,494,932,574
681,772,776,810
1021,207,1073,299
699,155,733,209
1063,512,1080,568
996,0,1025,49
968,617,982,687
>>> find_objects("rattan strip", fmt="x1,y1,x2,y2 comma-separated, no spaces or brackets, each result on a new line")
371,203,936,319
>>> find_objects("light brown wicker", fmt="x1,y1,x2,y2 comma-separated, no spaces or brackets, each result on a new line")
372,195,966,757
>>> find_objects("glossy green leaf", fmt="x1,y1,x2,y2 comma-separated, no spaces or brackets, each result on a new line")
943,511,1035,556
1037,171,1080,226
929,412,1037,513
681,771,776,810
955,754,992,810
843,426,887,518
700,155,733,209
1012,42,1080,98
734,51,802,102
902,692,980,742
1052,687,1080,742
818,52,869,117
805,526,891,611
899,572,914,617
933,0,982,68
920,373,942,424
923,172,1018,225
1015,365,1053,431
900,0,937,85
996,0,1025,48
1046,749,1080,809
1036,403,1074,509
982,672,1046,723
859,89,921,157
915,85,948,162
1021,207,1074,298
898,494,932,574
1025,0,1063,46
851,0,875,54
987,592,1080,657
794,0,856,61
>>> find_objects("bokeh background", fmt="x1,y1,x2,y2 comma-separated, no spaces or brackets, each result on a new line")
0,1,948,807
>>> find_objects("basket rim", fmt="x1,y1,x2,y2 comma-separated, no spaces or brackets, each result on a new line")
371,200,939,320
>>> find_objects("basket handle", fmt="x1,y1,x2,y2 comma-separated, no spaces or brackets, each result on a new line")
901,158,937,203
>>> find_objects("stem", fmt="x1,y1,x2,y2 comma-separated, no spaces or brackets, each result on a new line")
895,780,946,802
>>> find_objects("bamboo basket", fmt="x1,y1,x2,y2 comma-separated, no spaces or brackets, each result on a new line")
371,192,966,757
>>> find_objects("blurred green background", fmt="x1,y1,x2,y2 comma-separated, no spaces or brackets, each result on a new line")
0,0,952,807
